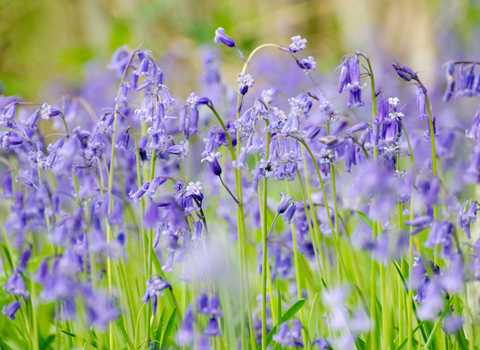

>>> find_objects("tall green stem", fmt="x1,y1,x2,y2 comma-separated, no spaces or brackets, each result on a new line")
400,120,416,350
261,125,271,350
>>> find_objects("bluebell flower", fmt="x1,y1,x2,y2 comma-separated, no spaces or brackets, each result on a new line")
185,181,204,203
40,103,61,121
232,147,249,171
198,293,210,315
0,103,17,129
405,214,433,235
261,89,278,105
289,93,312,119
277,192,294,214
129,181,150,204
205,317,222,336
84,290,120,330
167,140,189,160
297,56,316,74
317,148,334,165
457,200,477,239
142,275,172,315
237,73,255,95
2,301,21,321
207,294,223,318
345,56,366,108
2,170,14,198
176,304,195,346
289,36,307,53
443,315,464,334
392,59,418,81
415,87,429,120
456,64,475,97
425,221,454,258
3,272,29,300
16,246,31,273
337,61,350,93
161,251,174,273
214,27,246,61
15,169,35,187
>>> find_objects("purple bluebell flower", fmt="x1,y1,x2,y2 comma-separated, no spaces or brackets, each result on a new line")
185,181,204,203
40,103,61,121
2,170,14,198
261,89,278,105
197,293,210,315
443,315,464,334
207,294,223,318
297,56,316,74
425,221,454,258
2,301,21,321
415,87,429,120
214,27,246,61
16,246,31,273
142,275,172,315
15,169,35,187
312,338,331,350
84,291,120,330
0,103,17,129
161,251,174,273
3,272,29,300
440,254,464,294
129,181,150,204
168,140,189,160
24,108,41,130
344,56,366,108
317,148,334,165
237,73,255,95
457,200,477,239
176,304,195,346
289,36,307,53
205,317,222,336
392,59,418,81
346,122,369,135
277,192,294,214
405,215,433,235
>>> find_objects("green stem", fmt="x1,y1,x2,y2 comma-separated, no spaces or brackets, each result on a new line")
261,124,271,350
371,146,379,350
296,168,326,286
400,120,416,350
286,180,306,340
326,123,342,282
289,135,347,281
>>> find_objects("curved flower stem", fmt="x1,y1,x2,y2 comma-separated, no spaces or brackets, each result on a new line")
219,175,240,204
400,119,416,350
357,53,377,118
261,123,271,350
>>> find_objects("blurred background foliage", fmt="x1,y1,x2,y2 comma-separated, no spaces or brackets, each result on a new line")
0,0,479,100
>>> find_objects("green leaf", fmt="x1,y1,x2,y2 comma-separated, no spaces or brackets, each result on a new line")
117,320,135,350
153,307,166,350
355,210,373,229
276,281,282,329
280,299,305,323
396,322,424,350
160,308,177,347
308,293,319,344
258,299,306,350
61,330,102,349
355,337,366,350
